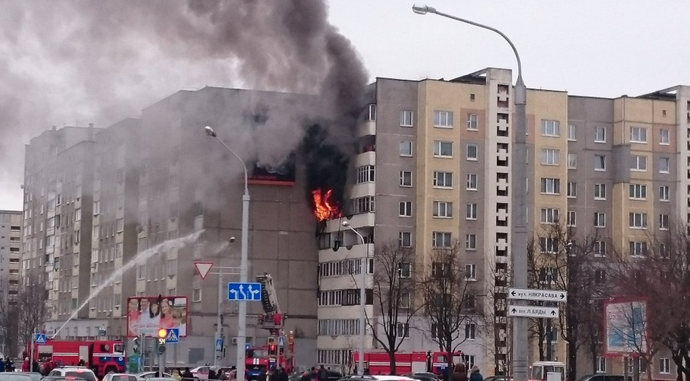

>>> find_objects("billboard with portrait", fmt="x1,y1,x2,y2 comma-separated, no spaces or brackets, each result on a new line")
604,297,649,356
126,296,188,337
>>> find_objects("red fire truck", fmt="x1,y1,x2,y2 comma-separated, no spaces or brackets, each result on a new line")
352,351,465,375
30,339,126,377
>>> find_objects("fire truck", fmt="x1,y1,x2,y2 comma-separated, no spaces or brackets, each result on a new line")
30,339,126,377
352,351,465,375
245,274,294,377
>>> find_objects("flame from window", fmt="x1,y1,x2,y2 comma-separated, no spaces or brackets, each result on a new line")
312,189,341,221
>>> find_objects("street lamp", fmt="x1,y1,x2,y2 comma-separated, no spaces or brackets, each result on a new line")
204,126,250,377
412,5,529,380
342,220,367,376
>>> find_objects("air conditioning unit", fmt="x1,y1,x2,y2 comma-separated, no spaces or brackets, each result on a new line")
231,338,238,345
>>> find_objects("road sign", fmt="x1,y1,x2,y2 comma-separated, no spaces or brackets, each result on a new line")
215,338,224,352
508,306,559,318
227,282,262,301
194,262,214,280
165,328,180,343
508,288,567,302
278,336,285,347
34,333,46,344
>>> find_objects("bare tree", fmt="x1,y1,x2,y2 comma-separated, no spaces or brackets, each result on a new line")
17,277,48,351
420,241,479,370
366,241,422,375
609,224,690,381
528,222,607,380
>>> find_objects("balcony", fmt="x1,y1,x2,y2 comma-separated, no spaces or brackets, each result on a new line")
356,120,376,137
351,183,375,199
354,151,376,168
323,213,374,232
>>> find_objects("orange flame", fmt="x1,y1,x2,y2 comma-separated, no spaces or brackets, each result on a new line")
312,189,341,221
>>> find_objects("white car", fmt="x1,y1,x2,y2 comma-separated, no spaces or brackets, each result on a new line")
136,372,172,381
103,374,139,381
47,368,98,381
191,366,210,380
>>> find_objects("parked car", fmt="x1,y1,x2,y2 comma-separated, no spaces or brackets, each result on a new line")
136,372,173,380
0,374,34,381
577,375,626,381
14,373,42,381
103,373,139,381
47,367,98,381
403,373,440,381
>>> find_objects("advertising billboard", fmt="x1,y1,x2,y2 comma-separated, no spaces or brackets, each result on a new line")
126,296,188,337
248,155,296,186
604,297,649,356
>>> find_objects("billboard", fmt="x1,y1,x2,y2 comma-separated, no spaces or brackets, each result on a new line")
126,296,188,337
248,155,296,186
604,297,649,356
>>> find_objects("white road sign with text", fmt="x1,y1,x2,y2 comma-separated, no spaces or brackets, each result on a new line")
508,288,567,302
508,306,559,318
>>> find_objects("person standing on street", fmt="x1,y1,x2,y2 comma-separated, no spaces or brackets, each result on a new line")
451,363,468,381
469,366,482,381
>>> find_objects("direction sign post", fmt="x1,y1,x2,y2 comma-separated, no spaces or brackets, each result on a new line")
227,282,262,301
508,306,559,318
508,288,567,302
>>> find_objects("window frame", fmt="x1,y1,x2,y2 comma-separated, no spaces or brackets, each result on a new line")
466,203,478,220
659,157,671,173
594,126,607,143
629,155,648,171
399,171,412,187
433,110,454,128
433,140,454,158
466,174,478,191
399,141,413,157
660,129,670,145
594,155,607,171
630,126,648,143
541,119,560,137
594,212,607,228
400,110,414,127
432,201,453,219
466,144,479,161
433,171,453,189
541,148,561,166
467,113,479,130
399,201,413,218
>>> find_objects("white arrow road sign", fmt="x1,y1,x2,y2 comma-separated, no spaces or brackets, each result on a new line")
508,288,567,302
508,306,559,318
194,262,214,280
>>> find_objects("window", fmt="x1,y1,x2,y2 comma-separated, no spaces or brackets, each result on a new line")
596,357,606,373
399,201,412,217
594,184,606,200
629,241,647,257
594,155,607,171
567,154,577,169
93,201,100,215
659,358,670,374
465,234,476,250
433,141,453,157
433,171,453,188
396,323,410,338
464,295,476,309
567,182,577,198
399,141,413,157
366,104,376,121
192,288,202,302
540,178,561,195
433,201,453,218
356,165,375,183
594,241,607,257
167,259,177,276
630,126,647,143
629,184,647,200
466,174,478,191
434,110,453,128
659,157,670,173
352,196,375,214
594,212,606,228
540,237,559,253
467,114,479,130
629,155,647,171
659,185,670,201
466,144,478,160
567,211,577,227
568,124,576,141
660,129,670,145
541,120,560,137
400,110,414,127
465,323,476,340
540,208,560,224
594,126,607,143
116,218,124,232
659,214,670,230
465,264,476,280
399,171,412,187
466,203,478,220
399,232,412,248
541,149,560,165
629,213,647,229
398,263,412,278
432,232,452,248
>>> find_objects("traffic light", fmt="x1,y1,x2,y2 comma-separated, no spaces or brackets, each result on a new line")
268,344,277,356
157,328,167,355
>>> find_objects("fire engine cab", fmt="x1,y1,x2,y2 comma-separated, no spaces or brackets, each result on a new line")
31,339,126,377
352,351,464,376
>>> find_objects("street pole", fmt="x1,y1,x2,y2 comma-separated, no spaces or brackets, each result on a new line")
29,332,34,372
215,257,223,368
204,126,250,380
343,222,366,376
411,5,528,380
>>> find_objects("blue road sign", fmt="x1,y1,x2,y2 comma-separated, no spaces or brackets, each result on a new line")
165,328,180,343
215,338,224,352
278,336,285,347
227,282,262,301
34,333,46,344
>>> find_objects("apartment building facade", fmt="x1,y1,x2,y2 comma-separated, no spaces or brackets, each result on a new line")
0,210,22,354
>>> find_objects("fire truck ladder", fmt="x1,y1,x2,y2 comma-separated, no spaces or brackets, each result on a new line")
257,273,279,315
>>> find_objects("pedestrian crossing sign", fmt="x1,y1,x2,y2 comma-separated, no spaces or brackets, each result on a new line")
165,328,180,343
34,333,46,344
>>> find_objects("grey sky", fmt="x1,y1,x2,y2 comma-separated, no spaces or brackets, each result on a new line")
1,0,688,210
